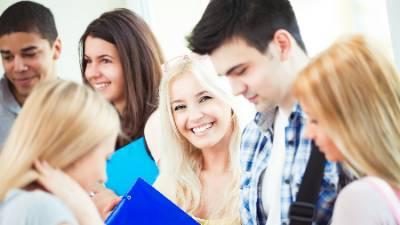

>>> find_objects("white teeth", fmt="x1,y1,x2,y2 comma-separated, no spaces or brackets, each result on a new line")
192,123,213,135
93,82,111,90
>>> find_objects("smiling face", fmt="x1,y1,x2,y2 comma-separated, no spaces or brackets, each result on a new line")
84,36,125,112
0,32,61,104
170,72,233,150
210,37,292,112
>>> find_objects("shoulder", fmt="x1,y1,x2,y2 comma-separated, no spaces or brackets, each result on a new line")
0,77,7,102
331,178,396,224
18,190,74,214
338,177,392,199
1,189,78,225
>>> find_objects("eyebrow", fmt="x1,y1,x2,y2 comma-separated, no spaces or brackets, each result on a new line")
225,63,245,76
171,90,209,104
21,46,38,53
0,46,38,55
84,54,114,59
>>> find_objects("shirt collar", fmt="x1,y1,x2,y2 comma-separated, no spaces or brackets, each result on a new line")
254,102,306,132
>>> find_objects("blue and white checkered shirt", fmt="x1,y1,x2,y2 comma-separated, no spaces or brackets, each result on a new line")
240,104,341,225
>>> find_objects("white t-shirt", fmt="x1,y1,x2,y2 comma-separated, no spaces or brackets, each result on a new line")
262,109,289,225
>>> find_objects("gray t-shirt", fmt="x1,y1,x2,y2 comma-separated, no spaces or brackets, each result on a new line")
0,189,79,225
0,76,21,148
331,178,398,225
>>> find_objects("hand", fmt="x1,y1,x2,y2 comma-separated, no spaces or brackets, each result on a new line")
91,184,121,220
34,160,103,225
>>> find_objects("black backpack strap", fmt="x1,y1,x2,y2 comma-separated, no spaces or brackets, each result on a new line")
289,141,326,225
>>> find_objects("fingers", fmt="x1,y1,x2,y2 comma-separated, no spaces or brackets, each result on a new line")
102,196,121,220
34,160,53,191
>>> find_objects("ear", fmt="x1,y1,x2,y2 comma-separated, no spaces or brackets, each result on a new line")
271,29,292,61
52,38,62,60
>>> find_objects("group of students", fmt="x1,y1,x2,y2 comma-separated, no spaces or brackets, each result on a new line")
0,0,399,225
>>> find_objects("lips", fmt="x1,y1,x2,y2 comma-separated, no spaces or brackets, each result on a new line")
246,95,258,103
14,76,36,87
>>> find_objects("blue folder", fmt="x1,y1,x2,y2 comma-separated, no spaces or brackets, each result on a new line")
105,178,200,225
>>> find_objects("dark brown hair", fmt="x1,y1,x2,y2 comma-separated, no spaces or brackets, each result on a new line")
187,0,306,54
0,1,58,46
79,8,164,148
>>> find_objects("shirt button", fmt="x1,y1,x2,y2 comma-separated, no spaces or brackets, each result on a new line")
288,140,294,146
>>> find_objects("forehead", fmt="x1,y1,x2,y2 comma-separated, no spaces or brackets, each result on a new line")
170,72,206,101
84,36,118,56
0,32,50,52
210,38,266,75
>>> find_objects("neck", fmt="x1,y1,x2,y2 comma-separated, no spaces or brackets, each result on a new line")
201,125,232,173
279,48,309,113
201,147,230,173
114,100,126,115
9,84,27,106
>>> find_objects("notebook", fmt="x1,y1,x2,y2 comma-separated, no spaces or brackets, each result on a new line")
105,178,200,225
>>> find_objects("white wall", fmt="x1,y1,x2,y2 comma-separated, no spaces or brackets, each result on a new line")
386,0,400,69
0,0,126,82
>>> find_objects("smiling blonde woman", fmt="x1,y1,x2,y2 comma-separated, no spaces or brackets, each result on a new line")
154,54,241,225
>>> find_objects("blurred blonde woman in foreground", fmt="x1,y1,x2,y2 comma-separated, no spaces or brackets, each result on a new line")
0,80,120,225
155,54,241,225
294,35,400,224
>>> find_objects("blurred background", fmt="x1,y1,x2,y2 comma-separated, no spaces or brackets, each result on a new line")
0,0,398,82
1,0,398,123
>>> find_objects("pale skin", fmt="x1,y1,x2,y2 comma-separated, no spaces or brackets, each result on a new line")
210,29,309,113
196,141,232,218
170,72,234,219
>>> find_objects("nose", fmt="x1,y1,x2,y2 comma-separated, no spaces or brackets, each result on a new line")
188,105,204,123
85,63,101,81
227,77,247,96
13,56,27,73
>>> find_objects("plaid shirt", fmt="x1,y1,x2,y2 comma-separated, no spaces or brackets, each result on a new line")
240,104,341,225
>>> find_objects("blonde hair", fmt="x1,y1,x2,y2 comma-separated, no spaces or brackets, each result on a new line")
294,35,400,188
0,80,120,200
155,54,241,223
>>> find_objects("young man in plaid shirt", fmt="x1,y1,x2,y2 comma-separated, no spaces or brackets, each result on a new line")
188,0,346,224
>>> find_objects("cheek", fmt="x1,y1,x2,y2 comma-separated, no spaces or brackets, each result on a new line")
109,67,125,93
173,113,187,135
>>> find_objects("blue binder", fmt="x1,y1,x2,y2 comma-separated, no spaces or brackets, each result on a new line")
105,178,200,225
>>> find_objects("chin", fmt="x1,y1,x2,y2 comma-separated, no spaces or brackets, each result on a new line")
255,103,275,112
191,140,217,150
